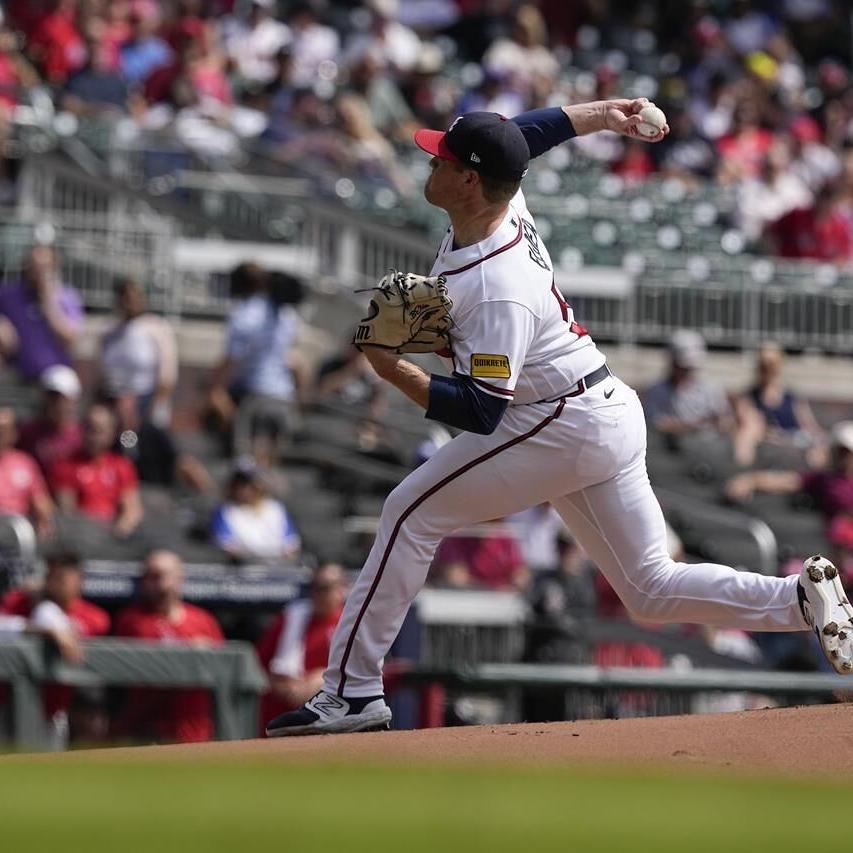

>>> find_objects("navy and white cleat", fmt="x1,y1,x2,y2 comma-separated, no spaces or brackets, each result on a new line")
799,555,853,675
265,691,392,737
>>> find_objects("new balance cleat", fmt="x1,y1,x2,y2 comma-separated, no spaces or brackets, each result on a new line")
798,555,853,674
265,691,392,737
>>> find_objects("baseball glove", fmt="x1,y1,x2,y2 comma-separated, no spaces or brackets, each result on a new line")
352,269,453,354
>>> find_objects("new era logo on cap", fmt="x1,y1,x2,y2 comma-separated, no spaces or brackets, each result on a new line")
414,112,530,183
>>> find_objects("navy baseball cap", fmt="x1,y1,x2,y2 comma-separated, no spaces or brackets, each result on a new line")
414,112,530,182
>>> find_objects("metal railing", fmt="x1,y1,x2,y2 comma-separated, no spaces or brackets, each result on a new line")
11,154,853,350
656,488,778,575
401,662,849,723
0,636,268,750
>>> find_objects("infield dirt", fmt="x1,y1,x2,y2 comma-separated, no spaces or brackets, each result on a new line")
25,702,853,774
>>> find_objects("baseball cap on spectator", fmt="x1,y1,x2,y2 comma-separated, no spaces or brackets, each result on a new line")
830,421,853,453
40,365,81,399
414,112,530,182
668,329,707,369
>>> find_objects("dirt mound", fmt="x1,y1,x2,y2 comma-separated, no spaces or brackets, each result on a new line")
30,703,853,775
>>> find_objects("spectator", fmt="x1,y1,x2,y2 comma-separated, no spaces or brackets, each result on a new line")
98,278,178,428
161,0,206,50
1,547,108,641
716,100,775,183
508,503,568,573
335,92,413,192
0,244,84,380
256,562,346,727
481,4,559,95
211,463,300,563
145,25,231,108
207,263,302,459
527,532,597,627
2,547,109,740
732,343,826,467
0,407,54,538
113,549,224,743
344,0,421,76
286,2,339,89
736,139,812,241
316,343,387,420
431,519,529,590
727,420,853,524
643,330,733,437
104,393,213,495
225,0,291,88
26,0,86,84
18,365,83,475
345,50,417,142
767,186,853,262
119,7,172,85
456,69,525,120
49,403,143,538
61,35,132,115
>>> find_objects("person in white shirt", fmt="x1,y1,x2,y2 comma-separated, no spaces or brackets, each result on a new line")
208,263,302,459
286,2,340,88
211,463,300,564
98,279,177,427
226,0,291,87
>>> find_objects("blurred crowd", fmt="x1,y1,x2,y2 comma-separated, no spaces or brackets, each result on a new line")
0,0,851,256
1,0,853,744
1,235,851,742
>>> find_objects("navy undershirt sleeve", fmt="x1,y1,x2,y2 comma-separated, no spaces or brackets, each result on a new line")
512,107,577,159
426,374,509,435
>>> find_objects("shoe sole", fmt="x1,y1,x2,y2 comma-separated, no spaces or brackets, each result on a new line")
266,709,392,738
803,556,853,674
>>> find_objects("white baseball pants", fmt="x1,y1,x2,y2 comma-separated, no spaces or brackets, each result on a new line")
323,377,807,698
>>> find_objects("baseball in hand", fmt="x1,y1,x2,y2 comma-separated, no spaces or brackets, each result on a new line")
637,104,667,138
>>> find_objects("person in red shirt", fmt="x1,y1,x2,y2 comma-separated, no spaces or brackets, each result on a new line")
0,407,54,538
18,365,84,475
49,403,143,538
431,519,530,589
256,563,346,729
767,191,853,262
27,0,86,84
113,549,224,743
1,548,109,735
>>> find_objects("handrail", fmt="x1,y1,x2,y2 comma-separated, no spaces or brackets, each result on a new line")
402,662,849,695
656,487,778,575
0,514,38,566
0,636,268,749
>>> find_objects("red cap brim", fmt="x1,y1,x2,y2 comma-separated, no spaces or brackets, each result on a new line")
414,129,460,163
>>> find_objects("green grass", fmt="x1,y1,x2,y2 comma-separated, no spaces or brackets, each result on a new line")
0,759,846,853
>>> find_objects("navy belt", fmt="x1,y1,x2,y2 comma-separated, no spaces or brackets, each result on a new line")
540,364,612,403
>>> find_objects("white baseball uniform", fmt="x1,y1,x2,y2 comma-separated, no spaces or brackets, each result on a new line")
323,189,807,698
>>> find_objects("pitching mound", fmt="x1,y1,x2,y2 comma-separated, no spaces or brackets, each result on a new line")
35,703,853,775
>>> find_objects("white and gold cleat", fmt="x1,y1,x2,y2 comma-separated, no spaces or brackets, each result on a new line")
799,555,853,674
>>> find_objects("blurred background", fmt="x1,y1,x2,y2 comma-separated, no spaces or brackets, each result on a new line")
0,0,852,750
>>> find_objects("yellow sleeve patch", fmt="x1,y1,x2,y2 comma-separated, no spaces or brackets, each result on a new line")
470,353,511,379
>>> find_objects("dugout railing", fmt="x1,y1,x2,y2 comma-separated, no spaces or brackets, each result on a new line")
0,636,268,750
400,663,853,723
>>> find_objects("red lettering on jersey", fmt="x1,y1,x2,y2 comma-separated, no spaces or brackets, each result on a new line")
551,280,589,338
550,281,569,322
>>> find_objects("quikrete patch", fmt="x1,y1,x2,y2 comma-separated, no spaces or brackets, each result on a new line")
470,353,511,379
